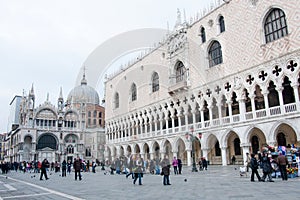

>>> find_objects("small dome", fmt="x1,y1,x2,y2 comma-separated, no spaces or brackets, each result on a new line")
67,74,99,105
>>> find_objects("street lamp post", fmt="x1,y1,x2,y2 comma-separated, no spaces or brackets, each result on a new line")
186,128,198,172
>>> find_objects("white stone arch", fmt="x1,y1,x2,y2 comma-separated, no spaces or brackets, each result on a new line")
64,109,79,119
132,143,141,154
270,121,299,145
141,142,151,159
246,126,267,154
151,140,161,159
205,132,221,164
202,131,220,149
34,107,58,119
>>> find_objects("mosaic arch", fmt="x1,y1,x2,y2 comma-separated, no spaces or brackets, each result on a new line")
36,133,58,150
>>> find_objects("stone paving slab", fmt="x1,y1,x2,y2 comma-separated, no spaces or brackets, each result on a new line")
0,166,299,200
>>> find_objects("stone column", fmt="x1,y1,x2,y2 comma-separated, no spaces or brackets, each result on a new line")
292,84,300,110
277,86,285,113
249,94,256,119
186,150,192,166
178,113,182,128
238,99,246,121
227,100,233,123
217,102,222,125
200,107,205,128
221,147,228,166
149,150,154,160
242,145,251,164
184,111,189,126
262,90,270,115
201,148,209,161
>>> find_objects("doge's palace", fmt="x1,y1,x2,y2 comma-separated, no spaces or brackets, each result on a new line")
104,0,300,166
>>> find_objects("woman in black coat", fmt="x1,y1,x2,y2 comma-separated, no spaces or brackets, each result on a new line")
260,152,274,182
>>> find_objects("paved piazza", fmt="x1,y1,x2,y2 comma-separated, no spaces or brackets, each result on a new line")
0,166,299,200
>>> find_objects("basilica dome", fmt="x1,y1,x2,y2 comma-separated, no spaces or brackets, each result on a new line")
67,74,100,105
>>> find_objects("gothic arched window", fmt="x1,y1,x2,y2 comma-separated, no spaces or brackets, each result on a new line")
282,76,295,104
175,61,185,83
67,145,74,154
264,8,288,43
208,41,223,67
131,83,137,101
114,92,119,108
267,81,279,107
219,16,225,33
152,72,159,92
200,27,206,43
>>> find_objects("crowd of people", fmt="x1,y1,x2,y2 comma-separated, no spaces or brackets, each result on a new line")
245,151,290,182
0,158,100,181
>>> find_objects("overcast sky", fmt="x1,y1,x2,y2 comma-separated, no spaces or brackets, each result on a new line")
0,0,214,133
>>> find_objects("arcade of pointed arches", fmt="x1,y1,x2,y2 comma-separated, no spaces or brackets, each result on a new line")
106,122,298,165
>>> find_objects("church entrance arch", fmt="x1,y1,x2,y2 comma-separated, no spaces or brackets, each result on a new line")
23,135,32,161
37,133,57,150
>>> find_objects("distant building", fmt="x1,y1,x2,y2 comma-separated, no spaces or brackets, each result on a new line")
8,95,22,131
104,0,300,165
3,73,105,163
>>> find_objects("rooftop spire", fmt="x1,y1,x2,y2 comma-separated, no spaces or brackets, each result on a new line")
29,83,35,96
59,87,63,100
81,66,87,85
174,8,182,29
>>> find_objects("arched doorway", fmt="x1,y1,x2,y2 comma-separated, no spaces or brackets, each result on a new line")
248,128,266,154
206,134,221,165
227,131,242,165
23,136,32,161
275,123,298,147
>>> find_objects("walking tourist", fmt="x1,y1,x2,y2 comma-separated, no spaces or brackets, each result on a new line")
172,156,178,175
250,153,261,182
161,161,171,185
260,152,274,182
40,158,49,180
61,159,67,177
73,157,82,181
133,156,143,185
